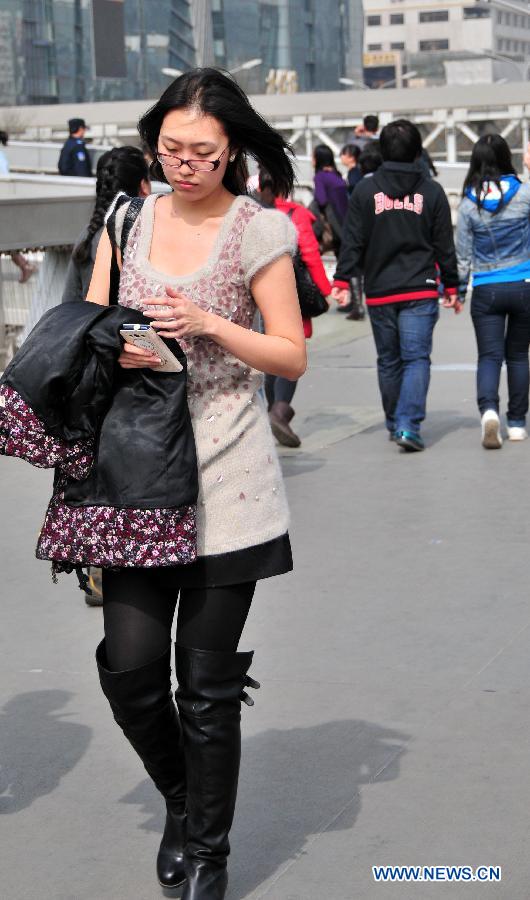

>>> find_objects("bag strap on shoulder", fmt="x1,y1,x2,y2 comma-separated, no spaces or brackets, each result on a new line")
107,194,145,306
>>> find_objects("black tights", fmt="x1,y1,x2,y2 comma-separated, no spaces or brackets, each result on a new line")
102,568,256,672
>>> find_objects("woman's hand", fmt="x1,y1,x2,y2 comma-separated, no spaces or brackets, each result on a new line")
118,343,162,369
331,286,350,307
142,286,212,339
442,292,464,315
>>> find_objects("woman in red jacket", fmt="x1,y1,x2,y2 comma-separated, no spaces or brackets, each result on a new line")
258,170,331,446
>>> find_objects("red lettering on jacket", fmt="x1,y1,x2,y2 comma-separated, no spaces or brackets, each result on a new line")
374,192,424,215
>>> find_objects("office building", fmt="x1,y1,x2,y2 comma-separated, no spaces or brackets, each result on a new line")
363,0,530,86
0,0,366,107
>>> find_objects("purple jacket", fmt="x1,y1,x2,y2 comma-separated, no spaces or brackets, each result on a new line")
314,169,349,223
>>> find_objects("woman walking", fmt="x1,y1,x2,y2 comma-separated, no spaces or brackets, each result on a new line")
62,145,150,303
457,135,530,448
312,143,349,256
257,167,331,446
86,69,305,898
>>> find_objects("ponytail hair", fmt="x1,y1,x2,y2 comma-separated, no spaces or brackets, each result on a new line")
138,67,295,198
73,146,149,264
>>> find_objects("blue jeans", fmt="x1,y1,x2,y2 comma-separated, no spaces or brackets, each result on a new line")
471,282,530,426
368,299,439,435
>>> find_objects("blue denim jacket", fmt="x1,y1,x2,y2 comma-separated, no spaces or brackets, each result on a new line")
456,177,530,295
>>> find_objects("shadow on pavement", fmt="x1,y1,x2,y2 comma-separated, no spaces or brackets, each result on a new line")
280,456,327,478
422,411,479,446
0,690,91,814
120,718,410,899
363,411,478,448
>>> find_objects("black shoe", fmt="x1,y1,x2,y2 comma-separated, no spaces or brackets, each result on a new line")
175,645,259,900
182,861,228,900
157,801,187,889
394,430,425,452
96,641,187,889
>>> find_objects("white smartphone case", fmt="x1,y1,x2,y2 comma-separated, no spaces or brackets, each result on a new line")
119,325,183,373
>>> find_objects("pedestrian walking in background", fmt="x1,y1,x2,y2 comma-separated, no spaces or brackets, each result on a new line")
358,144,383,178
257,168,331,447
340,143,362,195
0,130,38,283
62,146,150,304
420,148,439,180
333,119,462,451
457,134,530,448
311,143,349,256
58,118,92,177
335,144,383,320
85,68,305,899
0,128,8,174
351,114,380,152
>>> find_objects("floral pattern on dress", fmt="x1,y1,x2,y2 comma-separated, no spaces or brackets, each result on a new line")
36,488,197,569
0,384,93,480
118,199,263,419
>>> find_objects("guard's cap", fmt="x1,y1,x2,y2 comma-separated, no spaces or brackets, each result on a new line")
68,118,87,133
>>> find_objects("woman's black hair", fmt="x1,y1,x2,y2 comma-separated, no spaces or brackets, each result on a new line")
462,133,519,213
313,143,338,172
138,67,294,197
340,143,360,161
73,146,149,264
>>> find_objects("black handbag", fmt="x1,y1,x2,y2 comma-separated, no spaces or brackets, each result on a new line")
288,211,329,319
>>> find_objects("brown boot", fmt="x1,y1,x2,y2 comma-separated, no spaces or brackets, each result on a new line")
268,402,301,448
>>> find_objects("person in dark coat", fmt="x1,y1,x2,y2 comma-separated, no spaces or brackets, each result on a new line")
58,118,92,177
340,143,362,195
62,146,150,304
332,119,462,451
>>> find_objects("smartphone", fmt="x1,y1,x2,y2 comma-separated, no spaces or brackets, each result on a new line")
119,324,183,373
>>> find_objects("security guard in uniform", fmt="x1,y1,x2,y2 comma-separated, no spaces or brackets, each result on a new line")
58,118,92,177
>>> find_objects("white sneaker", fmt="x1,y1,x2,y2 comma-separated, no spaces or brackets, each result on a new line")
507,425,528,441
481,410,502,449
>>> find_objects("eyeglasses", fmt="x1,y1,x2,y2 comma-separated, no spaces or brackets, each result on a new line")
156,145,230,172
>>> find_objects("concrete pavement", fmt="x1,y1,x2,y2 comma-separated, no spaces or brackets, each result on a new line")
2,304,530,899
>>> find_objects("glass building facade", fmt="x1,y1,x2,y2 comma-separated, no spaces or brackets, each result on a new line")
0,0,364,106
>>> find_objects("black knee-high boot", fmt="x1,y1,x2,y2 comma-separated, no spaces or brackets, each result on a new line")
96,639,187,889
175,644,259,900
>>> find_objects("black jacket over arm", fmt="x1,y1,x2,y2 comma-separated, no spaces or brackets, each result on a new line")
0,301,198,510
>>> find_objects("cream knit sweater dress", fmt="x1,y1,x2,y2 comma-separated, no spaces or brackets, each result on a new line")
114,193,298,586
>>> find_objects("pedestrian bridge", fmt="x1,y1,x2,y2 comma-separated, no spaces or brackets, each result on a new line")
1,80,529,163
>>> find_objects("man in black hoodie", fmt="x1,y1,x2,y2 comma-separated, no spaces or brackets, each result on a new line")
333,119,462,451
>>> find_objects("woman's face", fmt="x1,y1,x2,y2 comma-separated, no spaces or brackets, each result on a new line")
157,107,231,202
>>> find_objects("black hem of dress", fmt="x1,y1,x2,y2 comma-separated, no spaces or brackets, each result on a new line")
176,533,292,587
